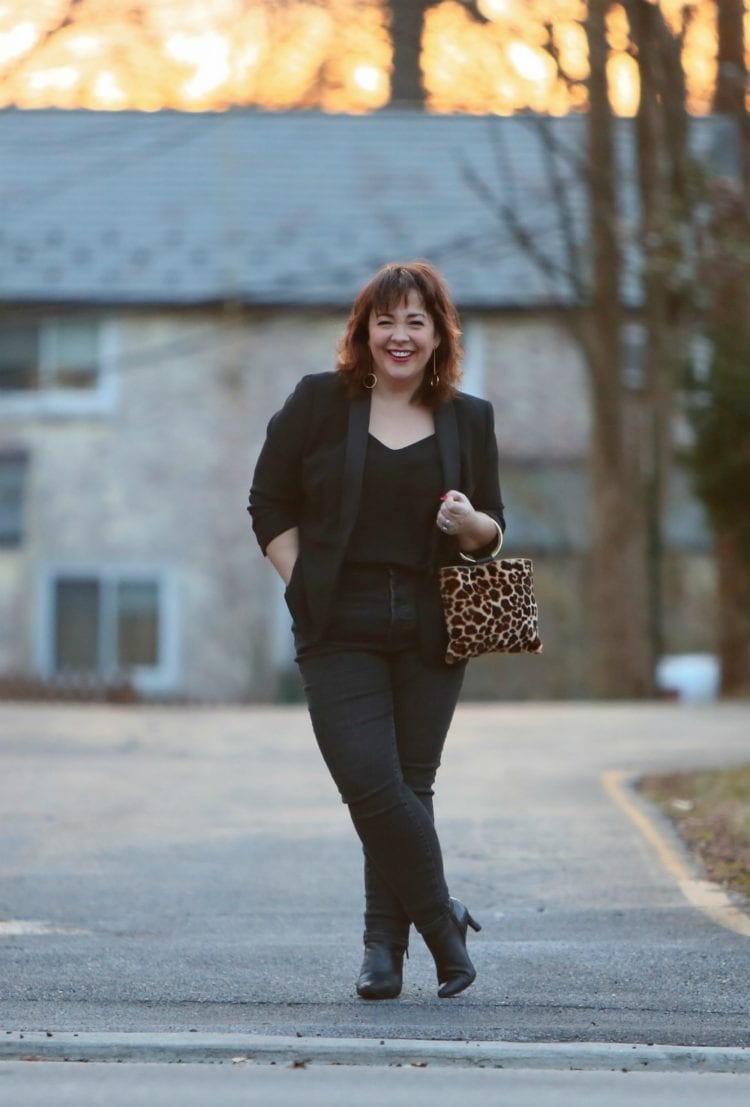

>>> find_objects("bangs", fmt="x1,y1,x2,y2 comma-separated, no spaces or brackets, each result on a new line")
369,265,430,317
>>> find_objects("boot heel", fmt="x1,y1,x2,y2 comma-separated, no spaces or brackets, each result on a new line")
467,912,482,933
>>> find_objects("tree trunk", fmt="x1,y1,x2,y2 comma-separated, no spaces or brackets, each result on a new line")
713,0,746,115
714,529,750,695
584,0,653,696
714,0,750,219
710,2,750,691
626,0,692,679
386,0,432,109
385,1,488,110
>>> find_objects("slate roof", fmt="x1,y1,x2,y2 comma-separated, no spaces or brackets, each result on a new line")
0,109,736,308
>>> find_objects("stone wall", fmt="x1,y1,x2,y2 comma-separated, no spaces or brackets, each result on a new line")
0,306,343,701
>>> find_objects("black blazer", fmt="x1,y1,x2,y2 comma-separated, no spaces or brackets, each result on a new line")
248,372,505,664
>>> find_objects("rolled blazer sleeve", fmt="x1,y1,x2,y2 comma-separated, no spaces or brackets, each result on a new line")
479,401,505,532
457,398,504,540
248,376,312,555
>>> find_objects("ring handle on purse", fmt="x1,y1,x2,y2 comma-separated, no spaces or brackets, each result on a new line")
458,518,504,563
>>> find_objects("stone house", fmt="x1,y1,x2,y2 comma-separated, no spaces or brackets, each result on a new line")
0,109,721,701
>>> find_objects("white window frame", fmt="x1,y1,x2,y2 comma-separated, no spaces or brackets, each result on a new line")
35,563,179,695
0,316,118,418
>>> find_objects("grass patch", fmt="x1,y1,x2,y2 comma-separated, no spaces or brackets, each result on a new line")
639,764,750,903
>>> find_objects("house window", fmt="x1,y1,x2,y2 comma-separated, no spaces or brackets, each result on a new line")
0,318,100,392
41,568,177,693
0,449,28,546
54,579,100,670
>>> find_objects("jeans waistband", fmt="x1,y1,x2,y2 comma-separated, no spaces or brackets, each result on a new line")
339,562,424,587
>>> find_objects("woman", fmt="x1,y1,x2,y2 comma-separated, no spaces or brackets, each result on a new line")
248,260,504,1000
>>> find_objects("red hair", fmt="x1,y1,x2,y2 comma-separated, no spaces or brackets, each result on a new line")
336,261,463,407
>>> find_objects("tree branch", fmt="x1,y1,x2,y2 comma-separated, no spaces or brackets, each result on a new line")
0,0,88,79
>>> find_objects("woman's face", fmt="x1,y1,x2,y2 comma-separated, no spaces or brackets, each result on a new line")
367,289,439,391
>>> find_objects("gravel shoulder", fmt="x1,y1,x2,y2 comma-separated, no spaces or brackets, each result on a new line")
639,764,750,904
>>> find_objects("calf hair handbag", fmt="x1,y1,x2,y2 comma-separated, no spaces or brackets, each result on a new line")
438,525,543,665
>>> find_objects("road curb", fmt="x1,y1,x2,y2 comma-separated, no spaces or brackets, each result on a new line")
2,1033,750,1072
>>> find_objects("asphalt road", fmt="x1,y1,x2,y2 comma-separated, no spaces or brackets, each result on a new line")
1,701,749,1047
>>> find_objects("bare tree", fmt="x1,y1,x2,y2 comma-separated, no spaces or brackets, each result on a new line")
688,196,750,696
714,0,746,115
623,0,693,675
466,1,701,696
387,0,431,107
713,0,750,205
582,0,655,696
599,4,749,706
386,0,488,109
0,0,86,81
688,0,750,695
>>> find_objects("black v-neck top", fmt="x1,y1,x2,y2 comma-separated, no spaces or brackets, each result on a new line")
344,433,443,570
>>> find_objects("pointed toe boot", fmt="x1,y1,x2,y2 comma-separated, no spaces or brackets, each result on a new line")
421,897,481,999
356,941,405,1000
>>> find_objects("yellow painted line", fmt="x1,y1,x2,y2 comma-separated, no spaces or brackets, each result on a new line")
602,769,750,940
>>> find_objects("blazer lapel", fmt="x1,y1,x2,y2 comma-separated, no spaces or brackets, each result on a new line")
339,391,371,540
435,399,461,492
428,399,461,571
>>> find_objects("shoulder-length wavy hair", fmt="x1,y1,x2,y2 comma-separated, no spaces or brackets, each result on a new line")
336,261,463,407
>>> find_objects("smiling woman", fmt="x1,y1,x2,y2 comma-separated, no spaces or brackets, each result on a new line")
0,0,729,114
248,259,504,1000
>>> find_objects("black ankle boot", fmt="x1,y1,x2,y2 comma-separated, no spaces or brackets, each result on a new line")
356,941,406,1000
421,898,481,999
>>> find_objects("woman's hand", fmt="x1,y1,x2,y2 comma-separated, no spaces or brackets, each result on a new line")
436,491,475,536
436,491,500,553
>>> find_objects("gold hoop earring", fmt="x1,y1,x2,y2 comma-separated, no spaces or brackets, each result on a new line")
430,349,440,387
364,371,377,389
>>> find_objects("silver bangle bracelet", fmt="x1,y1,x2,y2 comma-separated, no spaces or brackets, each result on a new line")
458,518,504,563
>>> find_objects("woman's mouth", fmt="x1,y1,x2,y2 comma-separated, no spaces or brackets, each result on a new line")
388,349,413,362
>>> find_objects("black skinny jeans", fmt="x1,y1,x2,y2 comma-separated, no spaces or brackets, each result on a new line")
296,564,466,947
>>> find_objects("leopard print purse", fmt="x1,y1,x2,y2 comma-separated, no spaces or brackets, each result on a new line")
438,558,543,665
